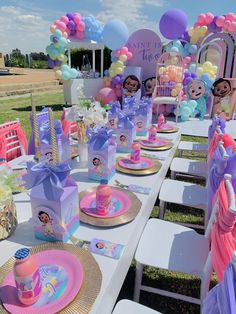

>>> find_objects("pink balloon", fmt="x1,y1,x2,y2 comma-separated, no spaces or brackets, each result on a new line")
50,24,57,33
194,22,201,28
226,13,236,22
115,50,121,57
216,16,225,27
66,28,71,35
120,47,129,55
95,87,117,105
127,51,133,60
231,21,236,30
223,20,231,30
205,12,214,24
55,21,66,32
75,31,85,40
185,56,191,64
197,14,206,24
60,15,69,24
77,21,85,32
74,13,82,25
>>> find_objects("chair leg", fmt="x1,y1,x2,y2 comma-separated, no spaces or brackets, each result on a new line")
200,254,213,313
133,262,144,302
178,149,183,157
171,171,176,180
159,200,166,219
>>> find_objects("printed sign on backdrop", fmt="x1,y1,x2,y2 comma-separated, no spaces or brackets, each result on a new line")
126,29,162,82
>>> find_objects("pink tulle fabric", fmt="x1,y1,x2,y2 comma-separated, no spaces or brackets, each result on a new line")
0,122,28,161
211,180,236,282
208,131,221,161
61,109,78,136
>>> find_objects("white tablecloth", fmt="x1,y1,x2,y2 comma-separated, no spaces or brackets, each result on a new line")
0,131,180,314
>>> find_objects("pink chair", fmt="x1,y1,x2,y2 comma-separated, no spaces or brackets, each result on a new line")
0,120,28,162
61,108,78,136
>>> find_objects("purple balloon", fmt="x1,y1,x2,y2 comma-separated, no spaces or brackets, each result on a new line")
68,20,76,30
48,59,55,69
184,71,191,78
159,9,188,40
54,60,62,66
191,72,198,79
66,13,74,20
184,77,193,86
52,36,59,44
70,29,76,36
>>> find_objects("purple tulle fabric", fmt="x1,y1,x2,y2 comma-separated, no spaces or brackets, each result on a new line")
208,116,226,146
207,146,235,219
203,263,236,314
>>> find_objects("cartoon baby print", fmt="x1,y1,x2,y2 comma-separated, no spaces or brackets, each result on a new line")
187,79,207,120
211,78,235,120
123,75,141,97
143,77,157,97
119,134,127,146
93,157,102,174
136,121,143,130
38,210,54,236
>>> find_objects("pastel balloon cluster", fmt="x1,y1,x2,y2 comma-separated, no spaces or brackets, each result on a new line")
183,71,197,86
111,74,123,98
46,29,68,65
114,47,133,62
83,15,103,42
165,40,184,56
197,61,218,80
200,73,214,88
188,25,208,44
59,64,78,81
179,100,197,121
195,12,214,26
51,13,86,39
216,13,236,32
159,65,184,97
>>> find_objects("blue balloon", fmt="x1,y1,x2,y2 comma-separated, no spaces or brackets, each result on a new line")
103,19,129,50
70,68,78,79
61,64,70,72
62,70,71,80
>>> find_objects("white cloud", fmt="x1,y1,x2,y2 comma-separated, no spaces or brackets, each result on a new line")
0,5,50,54
97,0,165,32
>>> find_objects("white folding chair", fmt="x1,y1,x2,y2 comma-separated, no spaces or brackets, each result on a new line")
159,141,228,230
113,300,162,314
134,174,235,311
171,126,223,181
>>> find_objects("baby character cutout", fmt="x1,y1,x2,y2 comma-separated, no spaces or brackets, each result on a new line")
187,79,207,121
92,157,102,174
119,134,127,147
38,210,54,236
143,77,157,97
123,75,141,97
212,78,236,120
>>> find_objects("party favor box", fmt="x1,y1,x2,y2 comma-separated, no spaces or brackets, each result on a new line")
116,116,136,153
25,162,80,242
134,102,150,136
88,128,117,182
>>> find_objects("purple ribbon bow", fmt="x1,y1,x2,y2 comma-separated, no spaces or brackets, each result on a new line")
89,128,114,150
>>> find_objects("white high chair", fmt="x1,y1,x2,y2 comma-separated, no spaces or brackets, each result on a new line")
134,174,236,311
152,53,184,123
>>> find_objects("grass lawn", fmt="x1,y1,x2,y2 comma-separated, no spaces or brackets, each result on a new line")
0,92,215,314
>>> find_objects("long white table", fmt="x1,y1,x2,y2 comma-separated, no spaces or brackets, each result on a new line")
0,131,180,314
177,118,236,139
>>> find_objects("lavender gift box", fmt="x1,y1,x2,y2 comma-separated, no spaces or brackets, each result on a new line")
25,162,79,242
134,102,150,136
88,128,117,182
116,115,136,153
39,120,71,164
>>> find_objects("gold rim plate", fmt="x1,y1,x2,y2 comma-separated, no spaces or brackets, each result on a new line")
116,156,162,175
156,127,179,133
0,243,102,314
79,187,142,227
140,143,173,151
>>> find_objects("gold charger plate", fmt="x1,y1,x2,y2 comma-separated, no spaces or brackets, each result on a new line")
140,142,173,151
0,242,102,314
116,156,162,175
79,187,142,227
156,126,179,133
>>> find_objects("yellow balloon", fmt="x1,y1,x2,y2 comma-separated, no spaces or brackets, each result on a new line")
203,61,212,71
171,57,178,65
115,60,124,67
171,89,178,97
212,65,218,74
201,25,208,34
119,54,127,62
159,67,165,75
188,27,194,37
115,67,124,75
58,54,65,61
55,70,62,79
197,67,204,77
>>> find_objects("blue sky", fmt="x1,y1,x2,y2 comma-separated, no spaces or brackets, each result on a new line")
0,0,235,53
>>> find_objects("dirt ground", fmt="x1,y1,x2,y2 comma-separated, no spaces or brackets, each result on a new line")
0,68,57,85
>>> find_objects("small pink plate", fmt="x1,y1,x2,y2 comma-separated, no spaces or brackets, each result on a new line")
0,250,83,314
118,157,154,170
140,139,169,148
80,188,131,218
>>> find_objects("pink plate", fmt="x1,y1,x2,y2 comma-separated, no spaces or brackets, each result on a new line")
0,250,83,314
156,124,175,131
118,157,154,170
140,139,169,147
80,188,131,218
